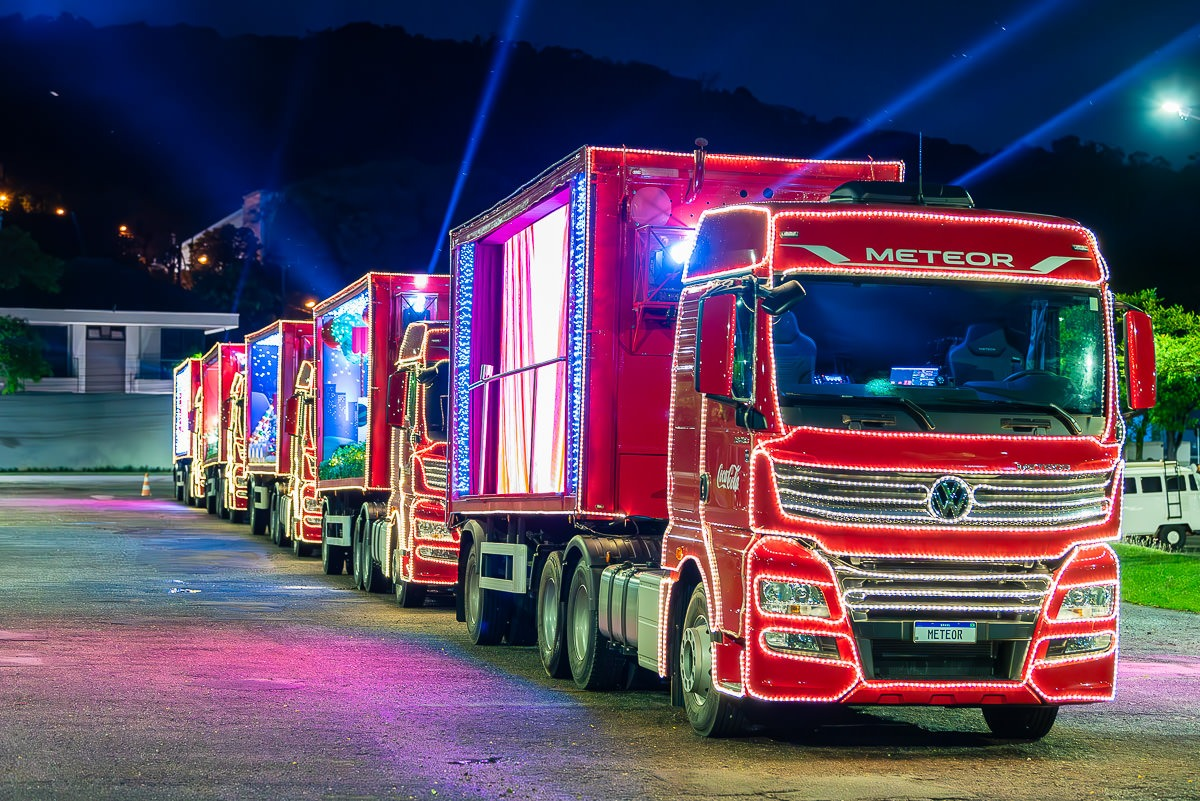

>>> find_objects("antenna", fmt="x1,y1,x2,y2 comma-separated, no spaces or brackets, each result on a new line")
917,132,924,204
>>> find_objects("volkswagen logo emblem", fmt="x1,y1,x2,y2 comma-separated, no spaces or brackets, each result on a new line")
928,476,972,522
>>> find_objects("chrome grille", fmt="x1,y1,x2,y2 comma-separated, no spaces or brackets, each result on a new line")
423,460,447,493
774,463,1112,528
831,555,1054,618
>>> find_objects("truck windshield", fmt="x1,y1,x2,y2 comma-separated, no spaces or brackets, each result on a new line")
771,277,1106,435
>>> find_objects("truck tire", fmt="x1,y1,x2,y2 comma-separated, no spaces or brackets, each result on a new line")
321,536,346,575
269,497,284,546
395,579,427,608
216,476,228,520
566,560,624,691
536,551,570,678
174,468,185,502
1157,525,1189,551
982,705,1058,740
205,476,217,514
679,583,744,737
293,532,314,558
360,516,390,594
464,539,506,645
249,482,268,535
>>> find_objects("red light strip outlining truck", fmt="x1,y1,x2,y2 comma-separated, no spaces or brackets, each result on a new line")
243,320,314,537
283,273,451,595
192,342,247,518
444,145,1157,738
171,357,201,503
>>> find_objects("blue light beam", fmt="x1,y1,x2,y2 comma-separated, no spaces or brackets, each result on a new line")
818,0,1073,160
424,0,529,274
955,20,1200,186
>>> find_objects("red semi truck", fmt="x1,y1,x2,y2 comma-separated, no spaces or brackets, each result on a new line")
242,320,314,537
280,273,451,594
191,342,248,518
171,357,201,503
443,145,1157,738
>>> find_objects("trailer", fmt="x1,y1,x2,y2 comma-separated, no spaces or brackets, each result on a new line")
281,273,450,586
195,342,247,519
442,145,1157,739
242,320,314,537
171,357,201,503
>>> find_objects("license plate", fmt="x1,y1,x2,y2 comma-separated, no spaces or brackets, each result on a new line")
914,621,977,643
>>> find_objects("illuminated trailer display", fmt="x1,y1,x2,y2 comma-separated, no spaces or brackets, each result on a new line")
242,319,314,537
171,357,201,503
194,342,247,518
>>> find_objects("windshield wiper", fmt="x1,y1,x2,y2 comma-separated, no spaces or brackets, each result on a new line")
981,400,1082,436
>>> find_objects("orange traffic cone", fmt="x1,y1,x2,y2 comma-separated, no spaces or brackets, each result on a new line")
141,473,151,497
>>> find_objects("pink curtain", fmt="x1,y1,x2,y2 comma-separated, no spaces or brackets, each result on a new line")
497,206,569,494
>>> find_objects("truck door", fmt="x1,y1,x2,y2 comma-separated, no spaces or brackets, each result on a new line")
695,289,756,635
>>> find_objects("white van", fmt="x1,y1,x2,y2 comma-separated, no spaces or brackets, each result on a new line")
1120,460,1200,550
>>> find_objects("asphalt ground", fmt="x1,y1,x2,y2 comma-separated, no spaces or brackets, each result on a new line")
0,474,1198,801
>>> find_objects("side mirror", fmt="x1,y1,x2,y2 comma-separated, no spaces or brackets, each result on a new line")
1125,309,1157,411
695,293,739,400
386,371,408,428
283,396,300,436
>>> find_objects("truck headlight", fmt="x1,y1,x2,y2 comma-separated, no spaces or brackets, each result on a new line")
758,579,830,618
1044,633,1114,659
763,630,839,658
1055,584,1115,620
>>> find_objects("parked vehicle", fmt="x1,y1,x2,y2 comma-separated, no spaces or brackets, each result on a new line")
1121,460,1199,550
439,144,1157,739
242,320,314,537
279,273,450,588
171,357,201,503
193,342,247,518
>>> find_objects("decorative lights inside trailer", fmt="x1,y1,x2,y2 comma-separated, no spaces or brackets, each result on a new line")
247,331,282,465
564,171,587,497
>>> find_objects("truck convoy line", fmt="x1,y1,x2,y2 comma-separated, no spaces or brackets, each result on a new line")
171,143,1157,740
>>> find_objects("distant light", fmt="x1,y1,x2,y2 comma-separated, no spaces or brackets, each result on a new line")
1162,100,1192,120
668,239,695,265
412,273,430,290
197,254,208,264
55,207,66,216
303,299,316,309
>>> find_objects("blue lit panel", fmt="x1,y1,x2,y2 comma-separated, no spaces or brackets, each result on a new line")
451,243,475,497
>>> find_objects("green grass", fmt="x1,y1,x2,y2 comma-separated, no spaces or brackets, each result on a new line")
1114,543,1200,613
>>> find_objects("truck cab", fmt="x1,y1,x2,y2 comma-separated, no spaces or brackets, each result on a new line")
666,183,1157,735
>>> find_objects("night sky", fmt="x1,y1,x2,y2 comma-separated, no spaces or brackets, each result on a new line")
2,0,1199,167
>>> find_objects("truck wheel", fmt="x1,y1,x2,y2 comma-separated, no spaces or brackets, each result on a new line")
216,476,228,519
321,536,346,575
982,705,1058,740
1157,525,1188,551
537,551,570,678
269,498,283,546
679,583,744,737
205,478,217,514
249,484,268,535
566,560,624,691
293,533,313,558
464,539,506,645
174,468,184,502
395,579,427,608
358,511,391,594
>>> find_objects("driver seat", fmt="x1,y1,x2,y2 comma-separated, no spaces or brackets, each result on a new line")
772,313,817,394
948,323,1022,384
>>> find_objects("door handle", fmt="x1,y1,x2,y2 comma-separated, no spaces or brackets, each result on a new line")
699,472,710,503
